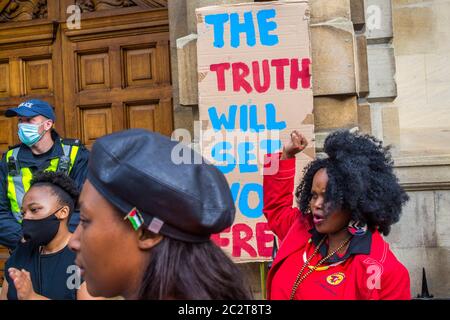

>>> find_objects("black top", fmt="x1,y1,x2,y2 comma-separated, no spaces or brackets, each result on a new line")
5,242,79,300
309,228,372,263
0,130,90,250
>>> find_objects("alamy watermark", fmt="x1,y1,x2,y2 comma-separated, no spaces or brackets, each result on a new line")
66,5,81,30
170,121,284,175
66,265,82,290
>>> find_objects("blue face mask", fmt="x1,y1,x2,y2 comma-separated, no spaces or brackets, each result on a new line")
18,122,47,147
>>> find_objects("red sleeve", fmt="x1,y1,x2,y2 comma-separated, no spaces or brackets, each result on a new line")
379,263,411,300
364,255,411,300
263,153,301,241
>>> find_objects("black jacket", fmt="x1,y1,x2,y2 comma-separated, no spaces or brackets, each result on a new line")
0,130,89,250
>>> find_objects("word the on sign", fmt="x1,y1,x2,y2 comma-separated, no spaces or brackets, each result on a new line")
205,9,279,48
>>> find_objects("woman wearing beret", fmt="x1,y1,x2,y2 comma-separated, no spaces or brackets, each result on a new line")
68,129,252,300
263,129,411,300
0,171,95,300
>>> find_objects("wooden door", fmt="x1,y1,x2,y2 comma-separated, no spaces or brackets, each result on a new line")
0,0,172,286
61,2,173,148
0,19,61,153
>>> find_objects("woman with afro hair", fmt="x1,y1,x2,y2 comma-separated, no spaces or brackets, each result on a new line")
263,129,411,300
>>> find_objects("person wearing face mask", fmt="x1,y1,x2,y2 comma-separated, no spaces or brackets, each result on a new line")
0,171,96,300
0,99,89,251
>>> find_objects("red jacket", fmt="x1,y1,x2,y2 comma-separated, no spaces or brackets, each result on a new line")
263,153,411,300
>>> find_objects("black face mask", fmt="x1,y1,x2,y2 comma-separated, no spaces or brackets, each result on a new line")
22,207,63,249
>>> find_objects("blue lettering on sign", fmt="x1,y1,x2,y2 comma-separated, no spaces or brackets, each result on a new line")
205,9,279,48
230,12,256,48
238,183,263,218
266,103,286,130
205,13,229,48
211,141,235,174
208,105,237,132
257,9,279,46
260,139,282,154
238,142,258,173
208,103,286,132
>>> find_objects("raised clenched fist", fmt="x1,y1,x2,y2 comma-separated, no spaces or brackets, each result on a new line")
281,130,308,160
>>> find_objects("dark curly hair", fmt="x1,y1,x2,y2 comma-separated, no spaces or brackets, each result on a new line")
295,129,409,236
30,171,79,219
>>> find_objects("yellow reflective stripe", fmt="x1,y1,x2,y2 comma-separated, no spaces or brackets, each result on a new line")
45,158,59,172
5,142,81,224
6,148,23,222
69,145,79,174
21,168,33,193
40,143,80,174
6,149,13,161
6,174,20,217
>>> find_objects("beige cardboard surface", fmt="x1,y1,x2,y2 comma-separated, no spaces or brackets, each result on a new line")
197,1,315,262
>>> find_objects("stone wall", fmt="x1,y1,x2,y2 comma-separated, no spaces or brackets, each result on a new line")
387,0,450,298
168,0,450,299
392,0,450,156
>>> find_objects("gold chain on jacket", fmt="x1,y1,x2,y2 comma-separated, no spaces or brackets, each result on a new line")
290,235,352,300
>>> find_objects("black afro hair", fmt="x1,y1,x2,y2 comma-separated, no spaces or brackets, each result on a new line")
30,171,79,217
295,129,409,236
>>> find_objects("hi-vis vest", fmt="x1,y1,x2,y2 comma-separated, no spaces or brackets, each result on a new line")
5,140,80,223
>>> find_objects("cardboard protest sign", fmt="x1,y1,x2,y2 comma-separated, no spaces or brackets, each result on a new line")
196,1,315,262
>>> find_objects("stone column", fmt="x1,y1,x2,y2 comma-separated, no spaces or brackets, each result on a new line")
364,0,400,148
168,0,194,135
309,0,370,152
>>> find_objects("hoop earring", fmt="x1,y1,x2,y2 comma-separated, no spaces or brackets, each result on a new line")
348,220,367,236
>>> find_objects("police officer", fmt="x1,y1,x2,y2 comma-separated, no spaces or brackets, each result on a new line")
0,99,89,250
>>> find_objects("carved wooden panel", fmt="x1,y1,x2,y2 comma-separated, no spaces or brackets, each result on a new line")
0,60,9,98
0,48,57,154
23,57,53,95
63,28,172,146
0,0,48,22
123,45,156,88
152,97,172,136
140,0,167,7
0,114,15,151
125,99,172,134
75,0,167,12
80,105,113,147
76,0,136,12
78,50,110,91
126,101,156,130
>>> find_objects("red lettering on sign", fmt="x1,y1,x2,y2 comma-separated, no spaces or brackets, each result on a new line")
211,223,275,258
211,227,230,247
290,58,311,89
209,58,312,93
252,60,270,93
232,62,253,93
232,223,257,257
271,58,290,90
210,63,231,91
256,222,274,257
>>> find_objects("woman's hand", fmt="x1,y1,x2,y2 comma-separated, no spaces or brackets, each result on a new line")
281,130,308,160
8,268,38,300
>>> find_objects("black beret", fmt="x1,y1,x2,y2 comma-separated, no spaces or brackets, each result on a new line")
87,129,235,242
